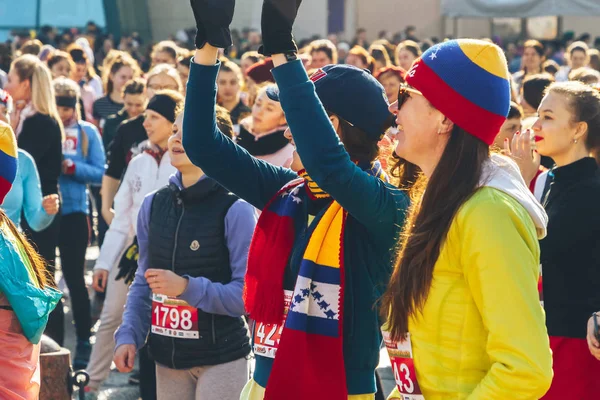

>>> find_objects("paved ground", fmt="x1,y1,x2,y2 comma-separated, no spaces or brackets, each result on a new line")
60,246,395,400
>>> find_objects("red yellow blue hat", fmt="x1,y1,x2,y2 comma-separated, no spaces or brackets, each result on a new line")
0,122,18,204
405,39,511,145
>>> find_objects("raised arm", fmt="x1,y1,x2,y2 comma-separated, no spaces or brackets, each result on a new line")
182,2,296,209
259,0,407,231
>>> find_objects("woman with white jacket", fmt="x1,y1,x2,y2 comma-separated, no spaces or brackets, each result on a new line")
86,90,183,394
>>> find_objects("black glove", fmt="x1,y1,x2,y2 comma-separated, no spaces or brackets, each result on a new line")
190,0,236,49
259,0,302,56
115,237,139,286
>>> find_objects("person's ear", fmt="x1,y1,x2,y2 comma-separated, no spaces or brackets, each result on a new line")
573,120,588,143
438,115,454,136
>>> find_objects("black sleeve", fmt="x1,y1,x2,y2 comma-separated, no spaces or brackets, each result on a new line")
92,98,102,121
104,125,126,180
17,115,62,195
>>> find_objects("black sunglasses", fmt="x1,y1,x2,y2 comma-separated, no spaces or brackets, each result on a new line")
397,86,411,110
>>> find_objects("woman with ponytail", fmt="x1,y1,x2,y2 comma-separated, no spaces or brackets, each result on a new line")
382,39,553,399
4,55,64,344
0,121,61,400
53,77,105,369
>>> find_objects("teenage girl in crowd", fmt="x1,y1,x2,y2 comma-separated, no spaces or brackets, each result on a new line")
150,41,179,68
86,91,182,395
183,1,409,399
394,40,421,71
4,55,64,345
345,46,375,74
114,109,256,400
102,78,147,151
217,61,251,125
0,122,61,400
0,89,59,231
512,40,545,93
47,51,74,80
235,84,292,167
515,82,600,399
53,77,105,369
100,64,180,230
382,39,553,399
369,44,391,72
67,44,101,120
69,44,103,97
92,52,140,131
241,51,264,76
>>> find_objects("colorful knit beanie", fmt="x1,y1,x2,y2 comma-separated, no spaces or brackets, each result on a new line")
404,39,511,145
0,122,18,204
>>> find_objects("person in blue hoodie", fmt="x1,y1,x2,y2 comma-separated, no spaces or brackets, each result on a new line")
53,77,105,369
182,1,409,399
114,108,256,400
0,89,60,231
0,121,61,400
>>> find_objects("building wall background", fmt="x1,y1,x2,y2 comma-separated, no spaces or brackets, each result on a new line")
145,0,600,44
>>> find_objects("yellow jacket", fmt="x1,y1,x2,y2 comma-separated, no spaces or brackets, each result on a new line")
389,157,553,399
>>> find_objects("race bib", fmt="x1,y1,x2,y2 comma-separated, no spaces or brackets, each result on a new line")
151,293,199,339
383,331,424,400
253,290,293,359
63,128,79,156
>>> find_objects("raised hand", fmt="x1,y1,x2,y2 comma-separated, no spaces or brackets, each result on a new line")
190,0,235,49
504,129,541,186
260,0,303,56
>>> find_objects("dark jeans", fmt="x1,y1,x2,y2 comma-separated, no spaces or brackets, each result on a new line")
140,345,157,400
58,212,92,342
90,186,108,247
22,214,64,345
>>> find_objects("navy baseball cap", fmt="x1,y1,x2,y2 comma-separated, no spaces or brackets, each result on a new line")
266,64,394,140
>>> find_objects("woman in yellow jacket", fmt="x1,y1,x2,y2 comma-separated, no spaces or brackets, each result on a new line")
382,39,553,399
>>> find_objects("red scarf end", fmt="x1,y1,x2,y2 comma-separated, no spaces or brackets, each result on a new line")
243,276,285,325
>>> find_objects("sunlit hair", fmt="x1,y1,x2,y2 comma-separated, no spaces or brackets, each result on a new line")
0,209,52,289
11,54,64,140
147,64,183,93
151,40,180,66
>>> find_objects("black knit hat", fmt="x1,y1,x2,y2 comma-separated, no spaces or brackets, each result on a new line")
146,94,178,123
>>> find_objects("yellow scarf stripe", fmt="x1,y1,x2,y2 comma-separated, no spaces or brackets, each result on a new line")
303,201,345,269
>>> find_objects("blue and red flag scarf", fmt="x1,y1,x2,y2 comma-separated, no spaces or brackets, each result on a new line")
244,162,387,400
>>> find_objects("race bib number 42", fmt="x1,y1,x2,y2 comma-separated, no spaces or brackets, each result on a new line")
253,290,292,359
151,293,198,339
383,331,424,400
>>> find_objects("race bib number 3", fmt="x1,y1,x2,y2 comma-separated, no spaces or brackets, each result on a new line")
151,293,199,339
253,291,292,359
383,331,425,400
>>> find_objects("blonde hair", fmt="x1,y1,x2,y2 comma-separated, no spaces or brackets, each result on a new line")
150,41,180,66
11,54,64,140
53,77,89,156
147,63,183,93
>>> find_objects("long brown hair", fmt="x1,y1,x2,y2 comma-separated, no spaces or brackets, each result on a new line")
381,126,489,341
0,210,51,288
